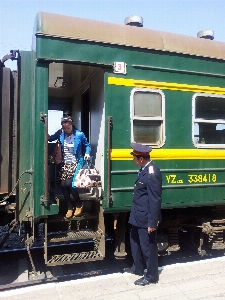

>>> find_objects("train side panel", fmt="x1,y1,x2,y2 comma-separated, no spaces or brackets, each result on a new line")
16,51,34,222
104,70,225,212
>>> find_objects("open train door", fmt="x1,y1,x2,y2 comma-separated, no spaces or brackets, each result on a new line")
0,52,18,222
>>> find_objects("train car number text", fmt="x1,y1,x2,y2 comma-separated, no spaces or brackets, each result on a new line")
166,174,217,184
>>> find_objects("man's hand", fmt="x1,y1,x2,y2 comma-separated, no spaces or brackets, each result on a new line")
148,227,156,233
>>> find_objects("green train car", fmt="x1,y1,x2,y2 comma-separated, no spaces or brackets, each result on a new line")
1,12,225,268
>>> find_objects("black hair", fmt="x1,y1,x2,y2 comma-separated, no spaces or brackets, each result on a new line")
61,116,73,125
136,155,150,160
63,111,71,118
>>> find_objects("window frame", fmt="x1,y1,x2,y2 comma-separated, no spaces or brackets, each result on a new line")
192,93,225,148
130,88,165,148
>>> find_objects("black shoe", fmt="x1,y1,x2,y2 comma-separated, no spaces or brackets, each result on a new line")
123,268,143,276
134,277,158,286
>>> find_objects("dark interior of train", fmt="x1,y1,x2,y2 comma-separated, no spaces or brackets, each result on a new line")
47,62,104,216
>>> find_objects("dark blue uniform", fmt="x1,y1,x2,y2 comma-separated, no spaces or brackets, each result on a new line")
129,160,162,282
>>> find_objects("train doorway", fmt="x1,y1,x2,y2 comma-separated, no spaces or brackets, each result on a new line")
47,61,105,207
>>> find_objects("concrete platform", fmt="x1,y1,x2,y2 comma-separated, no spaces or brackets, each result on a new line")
1,256,225,300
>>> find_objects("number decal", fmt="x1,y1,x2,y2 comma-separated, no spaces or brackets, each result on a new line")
166,173,218,184
113,62,127,74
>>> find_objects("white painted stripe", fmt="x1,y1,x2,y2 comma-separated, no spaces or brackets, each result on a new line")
158,255,225,270
1,256,225,297
0,273,125,297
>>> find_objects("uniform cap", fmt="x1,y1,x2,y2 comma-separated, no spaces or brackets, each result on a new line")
130,142,152,156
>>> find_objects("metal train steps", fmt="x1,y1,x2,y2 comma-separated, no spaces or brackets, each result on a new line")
50,190,99,202
43,206,105,266
48,228,103,243
45,228,105,266
46,250,104,266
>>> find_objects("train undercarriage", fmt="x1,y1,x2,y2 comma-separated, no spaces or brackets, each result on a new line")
1,197,225,266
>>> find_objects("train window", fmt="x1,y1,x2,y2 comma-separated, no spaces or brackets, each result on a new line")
130,88,165,147
192,94,225,148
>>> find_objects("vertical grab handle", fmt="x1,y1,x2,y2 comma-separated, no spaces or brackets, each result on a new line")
40,112,49,202
108,116,113,206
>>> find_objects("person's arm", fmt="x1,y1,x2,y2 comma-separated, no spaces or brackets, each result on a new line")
81,132,91,160
147,166,162,230
48,129,62,142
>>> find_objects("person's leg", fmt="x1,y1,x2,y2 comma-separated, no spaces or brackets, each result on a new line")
69,184,82,208
129,225,145,275
139,228,158,282
61,179,73,218
68,177,83,216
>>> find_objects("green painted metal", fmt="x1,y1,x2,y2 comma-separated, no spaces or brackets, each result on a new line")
33,61,59,218
17,53,59,220
17,51,34,222
35,37,225,86
107,159,225,211
103,72,225,211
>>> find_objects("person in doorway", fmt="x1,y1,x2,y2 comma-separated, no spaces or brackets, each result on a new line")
124,142,162,286
48,116,91,218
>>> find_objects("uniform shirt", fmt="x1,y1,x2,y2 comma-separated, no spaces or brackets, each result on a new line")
129,161,162,228
138,162,150,175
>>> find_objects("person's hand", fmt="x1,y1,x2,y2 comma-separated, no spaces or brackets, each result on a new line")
84,154,90,160
148,227,156,233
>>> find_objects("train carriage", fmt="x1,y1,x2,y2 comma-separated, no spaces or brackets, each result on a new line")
1,12,225,268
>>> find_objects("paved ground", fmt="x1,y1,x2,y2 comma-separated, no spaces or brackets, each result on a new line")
1,256,225,300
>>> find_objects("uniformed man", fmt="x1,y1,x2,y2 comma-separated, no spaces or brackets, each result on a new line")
124,142,162,285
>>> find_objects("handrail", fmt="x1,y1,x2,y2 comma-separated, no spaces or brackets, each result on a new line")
107,116,113,206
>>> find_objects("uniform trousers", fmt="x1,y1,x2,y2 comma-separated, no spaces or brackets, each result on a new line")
130,225,159,282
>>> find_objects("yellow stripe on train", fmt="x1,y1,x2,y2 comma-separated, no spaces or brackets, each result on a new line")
108,77,225,95
110,149,225,160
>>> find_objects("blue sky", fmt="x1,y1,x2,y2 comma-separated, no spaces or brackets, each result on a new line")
1,0,225,70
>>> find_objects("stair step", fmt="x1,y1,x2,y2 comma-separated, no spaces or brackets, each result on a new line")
47,213,98,222
63,213,98,221
50,190,99,201
79,192,99,201
48,228,103,243
46,250,104,266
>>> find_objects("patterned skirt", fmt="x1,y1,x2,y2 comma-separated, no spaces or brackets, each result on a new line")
57,162,77,181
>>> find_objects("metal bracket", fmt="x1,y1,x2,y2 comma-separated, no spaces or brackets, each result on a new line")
40,196,48,205
25,210,33,218
1,50,19,65
40,112,47,123
25,236,38,277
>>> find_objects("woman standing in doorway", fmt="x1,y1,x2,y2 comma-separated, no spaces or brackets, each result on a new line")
49,116,91,218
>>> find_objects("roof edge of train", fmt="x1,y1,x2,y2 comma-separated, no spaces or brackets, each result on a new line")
34,11,225,61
